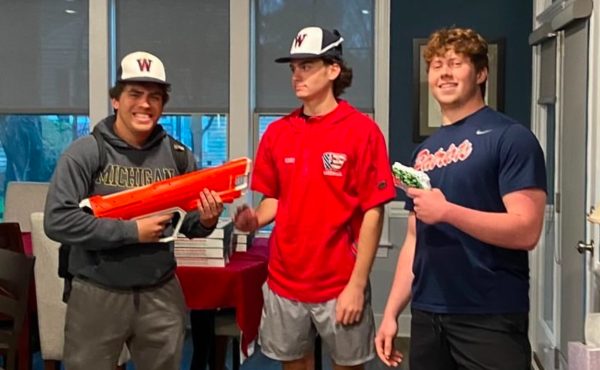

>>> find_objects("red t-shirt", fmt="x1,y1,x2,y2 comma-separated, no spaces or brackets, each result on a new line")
252,100,396,302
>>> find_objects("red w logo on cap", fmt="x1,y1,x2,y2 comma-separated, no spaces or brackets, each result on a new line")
294,34,307,48
136,58,152,72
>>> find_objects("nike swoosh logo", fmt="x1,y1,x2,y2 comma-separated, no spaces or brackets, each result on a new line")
476,129,493,135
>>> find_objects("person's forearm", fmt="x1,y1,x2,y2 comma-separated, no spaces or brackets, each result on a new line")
443,190,546,250
44,203,139,250
181,211,217,238
255,197,278,228
382,214,416,320
382,252,414,319
347,206,384,290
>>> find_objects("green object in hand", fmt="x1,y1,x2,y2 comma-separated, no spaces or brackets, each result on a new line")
393,167,422,188
391,162,431,191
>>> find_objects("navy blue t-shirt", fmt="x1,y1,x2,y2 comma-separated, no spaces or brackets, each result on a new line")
405,107,547,314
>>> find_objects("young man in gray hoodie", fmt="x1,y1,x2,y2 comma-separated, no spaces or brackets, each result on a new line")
44,51,223,370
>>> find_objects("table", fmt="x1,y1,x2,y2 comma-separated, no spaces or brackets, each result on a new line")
176,238,269,359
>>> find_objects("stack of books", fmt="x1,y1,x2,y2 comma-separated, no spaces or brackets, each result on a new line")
233,228,255,252
174,218,234,267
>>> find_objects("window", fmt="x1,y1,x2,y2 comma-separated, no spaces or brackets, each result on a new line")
0,0,89,113
0,0,389,226
115,0,229,113
0,0,89,218
160,114,228,168
115,0,230,172
0,115,89,217
258,115,284,140
254,0,375,112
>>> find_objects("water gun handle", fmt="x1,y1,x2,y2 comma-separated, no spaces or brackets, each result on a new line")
132,207,186,243
161,208,186,243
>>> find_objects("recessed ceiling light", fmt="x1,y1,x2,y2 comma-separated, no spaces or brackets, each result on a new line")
65,9,77,14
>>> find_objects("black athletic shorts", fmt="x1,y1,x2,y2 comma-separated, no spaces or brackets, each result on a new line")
409,308,532,370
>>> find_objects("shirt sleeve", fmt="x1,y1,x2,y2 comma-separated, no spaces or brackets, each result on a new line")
355,121,396,211
44,138,139,250
498,124,547,196
250,124,279,198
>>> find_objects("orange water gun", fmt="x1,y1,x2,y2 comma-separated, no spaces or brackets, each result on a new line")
79,157,251,242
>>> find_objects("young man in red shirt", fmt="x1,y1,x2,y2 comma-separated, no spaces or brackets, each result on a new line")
234,26,396,370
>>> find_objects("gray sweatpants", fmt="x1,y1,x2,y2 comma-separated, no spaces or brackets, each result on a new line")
63,277,187,370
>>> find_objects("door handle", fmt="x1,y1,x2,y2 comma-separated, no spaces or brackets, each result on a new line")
577,240,594,255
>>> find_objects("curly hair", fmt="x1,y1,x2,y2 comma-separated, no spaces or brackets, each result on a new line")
423,27,488,97
322,56,353,98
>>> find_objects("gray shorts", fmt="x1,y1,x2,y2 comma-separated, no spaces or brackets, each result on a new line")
64,277,186,370
259,283,375,366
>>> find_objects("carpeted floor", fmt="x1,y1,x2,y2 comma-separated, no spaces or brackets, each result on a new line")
30,335,410,370
234,336,410,370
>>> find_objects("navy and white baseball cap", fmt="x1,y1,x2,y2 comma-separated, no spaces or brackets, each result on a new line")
117,51,170,86
275,26,344,63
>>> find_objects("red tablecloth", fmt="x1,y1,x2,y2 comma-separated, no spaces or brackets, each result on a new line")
176,238,269,356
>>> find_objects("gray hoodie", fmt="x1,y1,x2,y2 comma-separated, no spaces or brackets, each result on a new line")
44,115,214,289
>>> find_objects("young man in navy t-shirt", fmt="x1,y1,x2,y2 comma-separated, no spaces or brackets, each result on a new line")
375,27,547,370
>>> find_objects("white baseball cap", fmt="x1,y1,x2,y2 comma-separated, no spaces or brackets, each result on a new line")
117,51,170,86
275,26,344,63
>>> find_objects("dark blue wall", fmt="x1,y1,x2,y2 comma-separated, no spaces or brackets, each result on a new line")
389,0,533,167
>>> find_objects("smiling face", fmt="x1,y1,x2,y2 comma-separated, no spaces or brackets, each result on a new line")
427,49,487,111
289,58,340,103
111,83,165,147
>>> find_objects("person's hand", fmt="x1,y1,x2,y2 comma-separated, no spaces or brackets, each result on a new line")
233,204,259,233
375,315,404,367
406,187,448,224
137,214,174,242
335,282,364,325
197,188,224,228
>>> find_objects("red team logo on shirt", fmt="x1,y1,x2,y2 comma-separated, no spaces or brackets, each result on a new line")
414,139,473,172
322,152,347,176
